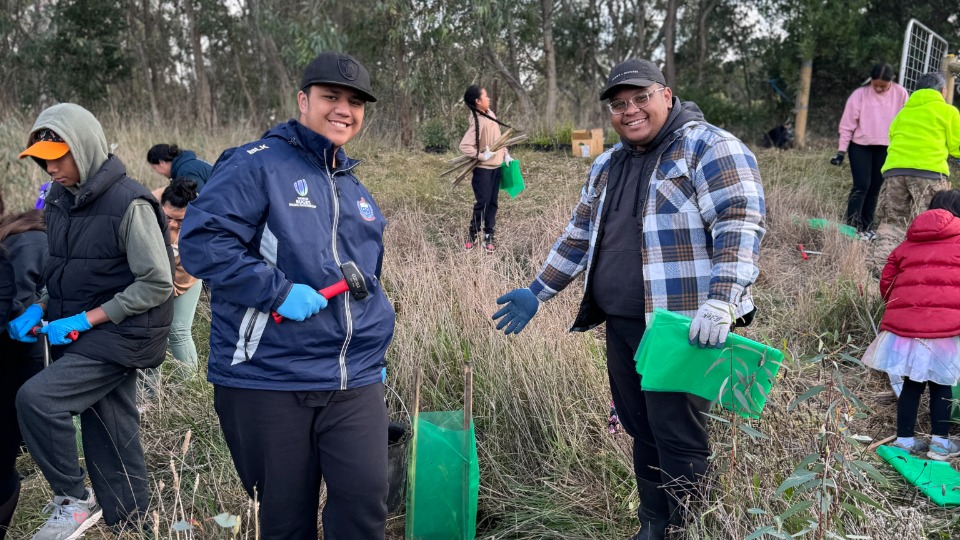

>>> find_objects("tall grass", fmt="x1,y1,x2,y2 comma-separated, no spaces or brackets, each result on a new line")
4,115,960,539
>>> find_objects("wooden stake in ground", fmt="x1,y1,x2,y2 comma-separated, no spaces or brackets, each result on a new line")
866,434,896,453
462,360,473,540
408,369,422,536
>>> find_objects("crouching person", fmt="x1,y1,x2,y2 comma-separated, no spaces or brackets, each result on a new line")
7,103,174,539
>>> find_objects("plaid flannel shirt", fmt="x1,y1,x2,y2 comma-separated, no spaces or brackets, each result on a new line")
528,120,765,330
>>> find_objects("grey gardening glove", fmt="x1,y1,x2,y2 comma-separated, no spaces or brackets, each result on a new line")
688,299,735,349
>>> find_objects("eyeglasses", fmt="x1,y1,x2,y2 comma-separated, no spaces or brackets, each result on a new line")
606,87,666,115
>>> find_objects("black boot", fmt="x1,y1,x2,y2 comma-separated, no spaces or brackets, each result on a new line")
0,476,20,540
662,480,701,539
629,478,669,540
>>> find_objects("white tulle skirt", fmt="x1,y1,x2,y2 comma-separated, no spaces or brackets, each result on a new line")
862,331,960,386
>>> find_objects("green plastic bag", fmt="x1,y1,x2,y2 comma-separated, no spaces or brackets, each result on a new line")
499,159,525,198
405,410,479,540
634,309,784,419
877,445,960,507
805,218,858,239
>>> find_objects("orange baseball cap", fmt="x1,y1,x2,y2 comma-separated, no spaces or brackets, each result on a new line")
19,128,70,160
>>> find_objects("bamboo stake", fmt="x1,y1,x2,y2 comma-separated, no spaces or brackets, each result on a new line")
440,160,476,178
445,154,475,167
444,129,516,168
462,361,474,540
408,369,422,536
866,434,896,453
452,165,476,187
447,129,528,186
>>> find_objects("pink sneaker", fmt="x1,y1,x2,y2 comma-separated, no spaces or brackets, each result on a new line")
483,234,496,253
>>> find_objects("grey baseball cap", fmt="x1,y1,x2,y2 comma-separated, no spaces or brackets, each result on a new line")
599,59,667,101
300,52,377,102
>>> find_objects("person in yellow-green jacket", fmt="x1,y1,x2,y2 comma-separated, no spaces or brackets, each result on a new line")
867,72,960,272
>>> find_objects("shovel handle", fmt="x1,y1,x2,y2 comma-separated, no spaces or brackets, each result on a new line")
29,326,79,341
271,279,350,323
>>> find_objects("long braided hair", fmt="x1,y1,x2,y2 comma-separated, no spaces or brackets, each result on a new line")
463,85,512,157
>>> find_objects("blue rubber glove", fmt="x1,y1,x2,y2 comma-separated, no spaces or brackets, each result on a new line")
277,284,328,321
492,288,540,335
41,312,92,345
7,304,44,343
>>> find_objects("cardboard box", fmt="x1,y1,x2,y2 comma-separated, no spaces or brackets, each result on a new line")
571,128,604,158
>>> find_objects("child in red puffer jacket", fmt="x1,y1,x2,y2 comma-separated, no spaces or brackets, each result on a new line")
864,189,960,461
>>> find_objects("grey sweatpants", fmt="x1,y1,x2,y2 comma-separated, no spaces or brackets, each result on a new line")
15,352,148,525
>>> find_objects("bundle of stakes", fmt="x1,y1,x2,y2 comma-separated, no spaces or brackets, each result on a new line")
441,128,528,186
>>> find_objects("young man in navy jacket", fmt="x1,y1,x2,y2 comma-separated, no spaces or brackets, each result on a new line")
179,52,395,540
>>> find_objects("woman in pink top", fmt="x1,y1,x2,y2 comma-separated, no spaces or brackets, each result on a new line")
831,64,908,235
459,85,512,253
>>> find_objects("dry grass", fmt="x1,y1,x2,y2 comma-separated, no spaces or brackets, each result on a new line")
3,115,960,539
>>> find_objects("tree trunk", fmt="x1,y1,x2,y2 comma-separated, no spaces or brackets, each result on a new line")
394,30,413,148
794,59,813,149
135,0,160,124
184,0,211,128
248,0,292,117
483,45,535,122
696,0,719,86
507,15,520,82
234,48,258,122
631,0,647,58
540,0,558,128
663,0,681,87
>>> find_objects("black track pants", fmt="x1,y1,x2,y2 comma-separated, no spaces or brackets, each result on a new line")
214,383,388,540
605,316,711,487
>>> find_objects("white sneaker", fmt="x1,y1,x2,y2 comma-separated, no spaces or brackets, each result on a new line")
31,487,102,540
891,439,929,455
927,440,960,461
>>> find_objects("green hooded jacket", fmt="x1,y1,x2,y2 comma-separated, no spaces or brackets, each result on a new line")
882,89,960,176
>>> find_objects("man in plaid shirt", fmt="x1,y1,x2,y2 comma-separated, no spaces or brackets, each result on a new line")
493,59,765,539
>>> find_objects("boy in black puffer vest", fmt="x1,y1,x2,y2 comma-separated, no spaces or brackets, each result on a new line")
7,103,174,539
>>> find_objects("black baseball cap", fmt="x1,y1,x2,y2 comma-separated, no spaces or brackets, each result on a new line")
300,52,377,103
599,59,667,101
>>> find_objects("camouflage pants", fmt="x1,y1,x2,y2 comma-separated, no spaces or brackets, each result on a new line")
867,174,950,272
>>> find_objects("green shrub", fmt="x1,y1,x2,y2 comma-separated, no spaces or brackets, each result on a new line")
420,117,452,153
604,128,619,145
680,88,773,142
527,122,574,151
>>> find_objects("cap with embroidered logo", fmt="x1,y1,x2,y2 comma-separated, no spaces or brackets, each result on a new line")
19,128,70,160
300,52,376,103
599,59,667,101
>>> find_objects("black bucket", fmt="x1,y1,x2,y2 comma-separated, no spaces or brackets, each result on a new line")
386,420,409,513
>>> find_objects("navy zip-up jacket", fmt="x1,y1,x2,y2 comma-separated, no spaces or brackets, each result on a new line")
179,120,395,391
171,150,213,191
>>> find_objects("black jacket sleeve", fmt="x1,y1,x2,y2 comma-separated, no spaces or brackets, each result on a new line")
0,251,17,326
5,231,48,313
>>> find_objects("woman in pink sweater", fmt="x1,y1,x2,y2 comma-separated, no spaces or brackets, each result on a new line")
459,85,512,253
831,64,908,236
